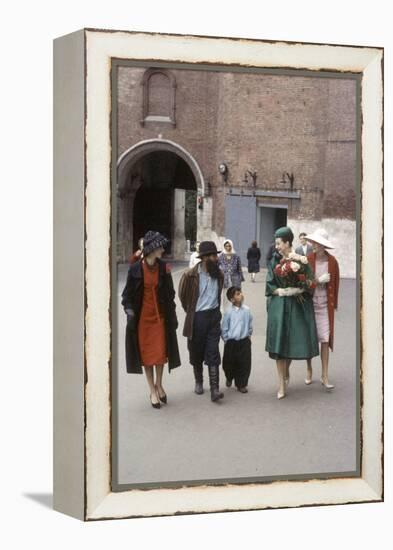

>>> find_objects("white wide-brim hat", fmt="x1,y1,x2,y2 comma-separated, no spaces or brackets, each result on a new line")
305,228,334,249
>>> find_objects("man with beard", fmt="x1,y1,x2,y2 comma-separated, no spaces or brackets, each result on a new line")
179,241,225,402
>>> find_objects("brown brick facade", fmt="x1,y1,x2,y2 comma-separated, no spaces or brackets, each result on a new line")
116,65,357,276
118,66,356,232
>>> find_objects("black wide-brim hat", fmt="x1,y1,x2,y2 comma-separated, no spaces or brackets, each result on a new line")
197,241,221,258
142,230,169,256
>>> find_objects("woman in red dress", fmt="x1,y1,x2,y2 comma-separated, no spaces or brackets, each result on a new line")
122,231,181,408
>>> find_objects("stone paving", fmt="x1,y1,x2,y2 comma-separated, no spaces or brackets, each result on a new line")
114,263,358,487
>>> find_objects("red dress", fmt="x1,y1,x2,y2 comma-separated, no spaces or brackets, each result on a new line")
137,261,167,366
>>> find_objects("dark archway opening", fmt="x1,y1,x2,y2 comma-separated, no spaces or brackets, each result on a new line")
131,150,197,257
133,187,173,253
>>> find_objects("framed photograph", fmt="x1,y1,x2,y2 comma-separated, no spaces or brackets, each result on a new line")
53,29,383,520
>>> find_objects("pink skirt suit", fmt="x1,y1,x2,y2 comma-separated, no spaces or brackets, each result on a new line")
308,252,340,350
313,260,330,343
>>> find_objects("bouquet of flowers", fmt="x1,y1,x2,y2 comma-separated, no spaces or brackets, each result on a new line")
274,252,316,301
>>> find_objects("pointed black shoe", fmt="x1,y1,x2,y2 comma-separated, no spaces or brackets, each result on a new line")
156,386,167,404
150,395,161,409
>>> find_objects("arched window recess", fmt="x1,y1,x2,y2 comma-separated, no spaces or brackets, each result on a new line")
141,68,176,127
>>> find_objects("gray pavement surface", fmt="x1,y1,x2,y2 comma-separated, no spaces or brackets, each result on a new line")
114,263,358,486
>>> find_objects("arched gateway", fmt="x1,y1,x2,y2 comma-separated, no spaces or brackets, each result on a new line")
117,139,205,261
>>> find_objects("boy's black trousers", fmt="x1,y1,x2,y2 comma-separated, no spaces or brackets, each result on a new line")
222,337,251,388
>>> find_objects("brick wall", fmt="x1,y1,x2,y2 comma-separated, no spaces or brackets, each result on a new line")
117,66,357,238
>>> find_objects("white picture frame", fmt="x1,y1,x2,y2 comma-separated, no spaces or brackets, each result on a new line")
53,28,383,521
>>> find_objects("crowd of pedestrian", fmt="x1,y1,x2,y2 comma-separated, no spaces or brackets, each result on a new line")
121,226,340,407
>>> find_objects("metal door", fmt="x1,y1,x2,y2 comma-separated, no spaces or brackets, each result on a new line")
224,195,257,265
258,206,288,267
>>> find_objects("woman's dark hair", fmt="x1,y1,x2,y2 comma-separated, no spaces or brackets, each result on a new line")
251,240,258,247
299,232,307,238
277,235,293,246
274,226,294,247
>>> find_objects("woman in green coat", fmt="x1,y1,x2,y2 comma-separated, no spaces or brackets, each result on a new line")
265,227,319,399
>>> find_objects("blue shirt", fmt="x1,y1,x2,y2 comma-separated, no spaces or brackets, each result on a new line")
195,265,219,312
221,304,253,342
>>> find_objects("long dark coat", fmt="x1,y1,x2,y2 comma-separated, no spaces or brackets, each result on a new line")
121,259,181,374
246,247,261,273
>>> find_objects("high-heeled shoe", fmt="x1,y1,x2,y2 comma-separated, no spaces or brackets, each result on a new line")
155,386,167,404
277,390,286,400
150,394,161,409
305,368,313,385
320,378,335,390
158,393,167,404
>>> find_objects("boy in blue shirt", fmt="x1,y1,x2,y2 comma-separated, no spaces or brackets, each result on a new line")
221,286,253,393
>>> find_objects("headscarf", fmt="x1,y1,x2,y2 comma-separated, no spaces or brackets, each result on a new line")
223,238,236,255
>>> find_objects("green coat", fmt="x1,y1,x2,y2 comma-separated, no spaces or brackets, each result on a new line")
265,256,319,360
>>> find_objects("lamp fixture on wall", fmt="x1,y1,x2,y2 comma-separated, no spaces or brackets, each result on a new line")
280,172,295,190
242,169,257,186
246,169,258,186
218,163,228,183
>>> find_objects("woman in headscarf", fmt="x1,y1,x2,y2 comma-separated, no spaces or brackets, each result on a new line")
265,226,319,399
218,239,244,290
304,228,340,389
122,230,181,409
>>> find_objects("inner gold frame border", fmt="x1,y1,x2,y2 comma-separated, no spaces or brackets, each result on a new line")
84,29,383,520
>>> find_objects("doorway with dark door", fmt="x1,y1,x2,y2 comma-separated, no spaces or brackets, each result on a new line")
258,205,287,267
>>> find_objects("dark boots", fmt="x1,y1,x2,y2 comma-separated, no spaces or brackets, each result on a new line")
193,365,204,395
208,365,224,402
193,364,224,402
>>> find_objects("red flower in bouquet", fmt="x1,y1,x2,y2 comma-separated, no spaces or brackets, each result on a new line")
274,264,283,277
281,262,291,275
273,252,315,301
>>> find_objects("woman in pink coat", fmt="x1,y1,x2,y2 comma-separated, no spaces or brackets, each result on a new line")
305,229,340,389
